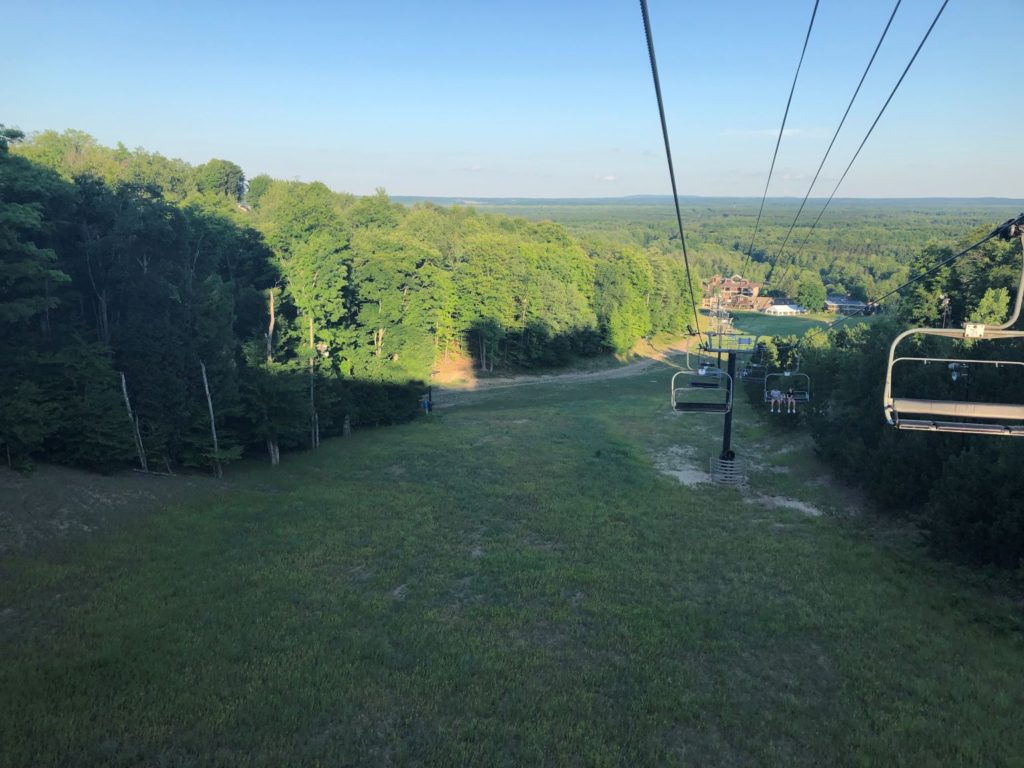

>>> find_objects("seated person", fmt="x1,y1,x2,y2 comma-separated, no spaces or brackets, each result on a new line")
769,388,783,413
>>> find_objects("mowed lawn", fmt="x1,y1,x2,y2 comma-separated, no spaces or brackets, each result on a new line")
2,366,1023,766
728,310,831,339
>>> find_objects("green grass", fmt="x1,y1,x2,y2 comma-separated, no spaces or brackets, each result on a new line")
728,310,832,339
1,365,1022,766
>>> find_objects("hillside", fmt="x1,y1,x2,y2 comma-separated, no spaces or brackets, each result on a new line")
2,348,1022,766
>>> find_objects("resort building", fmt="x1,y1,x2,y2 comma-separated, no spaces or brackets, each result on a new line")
700,274,772,311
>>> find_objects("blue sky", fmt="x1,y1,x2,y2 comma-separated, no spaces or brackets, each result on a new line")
5,0,1021,198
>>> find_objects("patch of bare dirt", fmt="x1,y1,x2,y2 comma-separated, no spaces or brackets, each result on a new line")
652,445,713,487
748,494,823,517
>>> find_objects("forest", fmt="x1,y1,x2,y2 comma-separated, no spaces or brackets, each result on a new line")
0,129,698,473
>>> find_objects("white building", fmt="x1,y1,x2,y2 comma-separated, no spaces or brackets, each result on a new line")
762,304,806,316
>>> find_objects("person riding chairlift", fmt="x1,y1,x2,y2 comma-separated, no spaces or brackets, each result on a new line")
786,387,797,414
769,387,783,413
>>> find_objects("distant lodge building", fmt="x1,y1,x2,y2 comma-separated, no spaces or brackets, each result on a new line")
825,295,869,315
700,274,772,311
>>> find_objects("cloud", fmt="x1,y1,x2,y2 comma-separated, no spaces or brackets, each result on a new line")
594,173,617,182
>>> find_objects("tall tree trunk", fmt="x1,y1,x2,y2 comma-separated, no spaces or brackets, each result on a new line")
266,438,280,466
98,289,110,346
199,361,222,479
479,333,487,371
309,316,319,449
120,372,148,472
266,288,276,362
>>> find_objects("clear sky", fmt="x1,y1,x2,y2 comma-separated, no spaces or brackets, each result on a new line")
4,0,1021,198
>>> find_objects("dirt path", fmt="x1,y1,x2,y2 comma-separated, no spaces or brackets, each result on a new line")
432,336,697,405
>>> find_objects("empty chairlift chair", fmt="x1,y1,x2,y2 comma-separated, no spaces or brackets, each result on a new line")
883,218,1024,436
702,330,758,356
739,342,769,383
672,366,733,414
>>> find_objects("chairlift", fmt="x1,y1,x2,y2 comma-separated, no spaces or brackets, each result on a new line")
739,340,769,382
685,341,721,372
671,368,733,414
702,330,758,355
740,362,768,383
883,221,1024,436
763,370,811,405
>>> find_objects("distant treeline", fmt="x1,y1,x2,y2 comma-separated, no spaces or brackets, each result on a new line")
761,232,1024,569
0,128,698,472
483,198,1024,311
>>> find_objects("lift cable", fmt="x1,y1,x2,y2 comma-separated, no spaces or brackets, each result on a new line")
639,0,703,337
772,0,950,293
739,0,820,280
795,213,1024,351
766,0,902,289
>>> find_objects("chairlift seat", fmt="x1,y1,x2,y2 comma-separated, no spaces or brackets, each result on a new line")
674,401,731,413
763,390,810,403
891,419,1024,436
890,398,1024,422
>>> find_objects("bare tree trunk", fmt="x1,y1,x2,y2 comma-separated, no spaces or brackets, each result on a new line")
266,288,276,362
309,317,320,449
479,333,487,371
199,361,222,478
98,290,110,346
266,438,280,466
343,415,351,436
120,372,148,472
443,337,450,362
43,277,51,338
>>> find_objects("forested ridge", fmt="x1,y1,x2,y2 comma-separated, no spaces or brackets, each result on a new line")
470,197,1024,307
0,128,698,472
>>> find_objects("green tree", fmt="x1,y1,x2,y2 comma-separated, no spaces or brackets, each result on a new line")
795,272,826,311
195,159,245,200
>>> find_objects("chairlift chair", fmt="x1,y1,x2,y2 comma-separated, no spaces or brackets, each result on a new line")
740,362,767,383
672,368,733,414
763,371,811,404
685,341,720,373
883,220,1024,436
739,340,769,383
702,330,758,355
